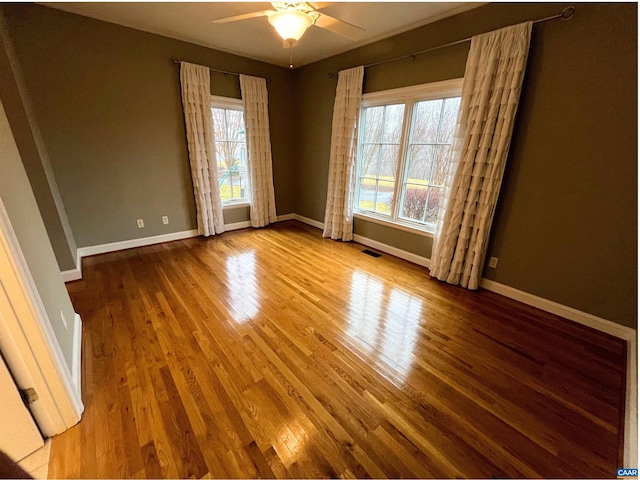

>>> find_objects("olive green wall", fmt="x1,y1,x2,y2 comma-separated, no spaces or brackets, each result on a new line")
293,3,637,328
223,206,251,225
354,218,433,259
0,12,77,271
0,98,76,372
1,3,294,247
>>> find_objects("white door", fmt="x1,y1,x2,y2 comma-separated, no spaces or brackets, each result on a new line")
0,353,43,461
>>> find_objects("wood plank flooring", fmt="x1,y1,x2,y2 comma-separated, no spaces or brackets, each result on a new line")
50,221,627,478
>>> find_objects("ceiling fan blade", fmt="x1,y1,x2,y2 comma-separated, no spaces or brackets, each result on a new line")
307,2,333,10
313,12,365,41
211,10,274,24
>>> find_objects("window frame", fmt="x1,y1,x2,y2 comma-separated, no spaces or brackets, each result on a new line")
210,95,250,208
354,78,464,236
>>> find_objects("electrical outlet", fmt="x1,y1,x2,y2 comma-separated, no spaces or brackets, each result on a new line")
60,311,68,330
162,216,169,225
488,257,499,268
136,219,144,228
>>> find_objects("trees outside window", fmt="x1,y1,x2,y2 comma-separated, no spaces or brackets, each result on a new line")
355,79,463,233
211,96,248,204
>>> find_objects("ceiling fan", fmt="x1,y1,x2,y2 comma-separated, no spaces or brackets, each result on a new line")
211,2,365,47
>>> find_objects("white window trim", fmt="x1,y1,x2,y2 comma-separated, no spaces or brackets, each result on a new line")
354,78,463,234
211,95,249,208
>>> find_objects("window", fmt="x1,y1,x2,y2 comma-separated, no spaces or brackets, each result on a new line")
211,96,248,205
355,79,462,234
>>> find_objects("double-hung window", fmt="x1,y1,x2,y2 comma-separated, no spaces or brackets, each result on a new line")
211,95,249,206
355,79,463,234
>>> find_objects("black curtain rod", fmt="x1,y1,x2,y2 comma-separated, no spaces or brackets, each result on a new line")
327,6,576,78
171,58,271,83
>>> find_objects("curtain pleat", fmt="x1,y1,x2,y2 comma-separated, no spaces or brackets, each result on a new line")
430,22,532,289
240,75,277,228
179,62,225,236
323,66,364,241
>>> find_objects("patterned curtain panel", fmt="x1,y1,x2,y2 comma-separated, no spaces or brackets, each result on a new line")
430,22,533,289
322,66,364,241
240,75,277,228
179,62,225,236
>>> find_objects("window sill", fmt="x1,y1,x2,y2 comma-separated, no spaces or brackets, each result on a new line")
353,211,434,238
223,201,250,210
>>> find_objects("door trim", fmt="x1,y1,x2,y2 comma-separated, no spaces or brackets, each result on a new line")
0,197,83,436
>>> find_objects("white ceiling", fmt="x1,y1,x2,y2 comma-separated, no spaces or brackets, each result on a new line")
39,2,484,68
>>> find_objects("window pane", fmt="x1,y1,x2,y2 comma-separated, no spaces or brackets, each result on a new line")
226,141,243,170
379,145,399,178
431,144,450,186
358,178,376,211
237,170,248,198
412,99,443,144
219,173,233,202
406,145,433,184
212,108,227,141
361,144,380,176
226,110,245,141
381,104,405,143
363,106,383,143
425,187,444,224
356,87,461,230
400,95,460,227
438,97,461,144
212,104,248,203
215,141,230,170
401,185,427,221
375,180,395,215
357,103,403,215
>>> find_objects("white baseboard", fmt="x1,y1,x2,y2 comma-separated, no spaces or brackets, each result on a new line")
60,268,81,283
292,214,325,230
277,213,296,222
63,215,309,283
225,221,251,231
289,215,431,267
479,278,635,340
61,244,83,283
77,229,199,258
353,234,431,268
63,229,199,283
63,218,287,283
71,313,82,397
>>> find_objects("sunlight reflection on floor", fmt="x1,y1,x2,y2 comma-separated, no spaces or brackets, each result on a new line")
347,270,422,385
225,250,260,322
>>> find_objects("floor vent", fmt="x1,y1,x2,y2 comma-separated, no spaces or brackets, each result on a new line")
362,249,382,258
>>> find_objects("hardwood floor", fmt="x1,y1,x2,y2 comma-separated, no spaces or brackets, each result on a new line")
50,221,627,478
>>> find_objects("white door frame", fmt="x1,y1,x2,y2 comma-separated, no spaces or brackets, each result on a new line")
0,197,83,436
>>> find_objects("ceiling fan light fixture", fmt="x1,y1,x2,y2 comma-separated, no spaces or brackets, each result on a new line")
268,10,313,41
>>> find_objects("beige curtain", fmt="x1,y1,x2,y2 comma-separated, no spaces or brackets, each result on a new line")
322,66,364,241
430,22,532,289
240,75,277,228
179,62,225,236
